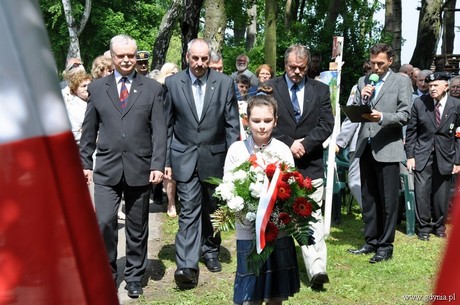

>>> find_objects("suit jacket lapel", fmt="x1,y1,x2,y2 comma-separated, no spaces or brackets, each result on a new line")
373,71,394,108
201,70,216,123
278,76,297,122
180,71,200,122
106,74,123,115
299,78,315,124
440,96,455,128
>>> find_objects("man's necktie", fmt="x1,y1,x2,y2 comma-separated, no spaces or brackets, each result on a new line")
435,102,441,127
291,84,301,122
194,79,204,117
120,77,129,110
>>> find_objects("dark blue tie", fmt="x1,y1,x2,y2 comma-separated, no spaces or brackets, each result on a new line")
291,84,301,122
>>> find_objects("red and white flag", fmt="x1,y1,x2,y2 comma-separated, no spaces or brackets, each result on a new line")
433,186,460,303
0,1,118,304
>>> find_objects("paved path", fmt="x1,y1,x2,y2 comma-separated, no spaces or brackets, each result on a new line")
115,196,167,304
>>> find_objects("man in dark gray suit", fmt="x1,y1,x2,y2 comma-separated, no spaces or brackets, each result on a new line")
348,43,412,263
80,34,166,298
267,44,334,291
406,72,460,241
163,38,240,290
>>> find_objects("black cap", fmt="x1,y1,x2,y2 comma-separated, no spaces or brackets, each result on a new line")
425,72,451,83
136,51,150,61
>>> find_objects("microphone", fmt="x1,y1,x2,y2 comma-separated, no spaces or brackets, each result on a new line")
363,73,380,103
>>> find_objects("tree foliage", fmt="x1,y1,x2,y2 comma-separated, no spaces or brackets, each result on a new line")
40,0,166,74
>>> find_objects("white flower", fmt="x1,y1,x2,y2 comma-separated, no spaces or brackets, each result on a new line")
249,181,264,198
228,196,244,212
233,169,247,181
245,212,256,222
215,182,235,201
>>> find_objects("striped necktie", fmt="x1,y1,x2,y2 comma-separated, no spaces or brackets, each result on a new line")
119,77,129,110
435,102,441,127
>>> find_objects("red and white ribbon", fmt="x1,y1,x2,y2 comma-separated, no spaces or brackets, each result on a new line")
255,165,282,253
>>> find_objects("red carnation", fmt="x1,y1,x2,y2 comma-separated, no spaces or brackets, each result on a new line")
277,181,292,200
265,221,279,243
248,154,258,167
278,212,292,225
293,197,313,217
293,171,304,184
265,163,277,178
281,172,294,182
302,176,313,190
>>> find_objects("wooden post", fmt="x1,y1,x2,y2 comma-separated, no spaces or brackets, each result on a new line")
323,36,344,238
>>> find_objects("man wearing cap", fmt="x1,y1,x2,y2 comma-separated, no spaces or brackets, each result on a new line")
136,50,150,76
405,72,460,241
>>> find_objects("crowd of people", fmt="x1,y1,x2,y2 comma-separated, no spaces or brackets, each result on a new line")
60,34,460,303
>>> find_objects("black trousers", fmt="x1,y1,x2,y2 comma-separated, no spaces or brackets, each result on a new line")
414,152,452,235
360,144,400,252
94,180,151,282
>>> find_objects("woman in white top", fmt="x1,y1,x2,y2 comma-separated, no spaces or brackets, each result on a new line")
63,71,92,145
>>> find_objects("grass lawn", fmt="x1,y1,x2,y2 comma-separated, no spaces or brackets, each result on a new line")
135,203,446,305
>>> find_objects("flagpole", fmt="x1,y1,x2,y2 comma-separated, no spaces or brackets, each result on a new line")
323,36,344,238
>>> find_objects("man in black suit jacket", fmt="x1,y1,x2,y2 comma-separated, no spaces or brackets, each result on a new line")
267,44,334,291
80,34,166,298
163,38,240,290
406,72,460,241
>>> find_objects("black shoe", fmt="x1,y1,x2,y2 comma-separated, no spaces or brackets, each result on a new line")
174,268,199,290
125,281,143,298
348,244,376,255
310,272,329,291
204,257,222,272
417,233,430,241
433,232,446,238
369,251,393,264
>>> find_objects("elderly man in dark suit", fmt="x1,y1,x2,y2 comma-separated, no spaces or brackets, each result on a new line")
80,34,166,298
267,44,334,291
348,43,412,263
163,38,240,290
405,72,460,241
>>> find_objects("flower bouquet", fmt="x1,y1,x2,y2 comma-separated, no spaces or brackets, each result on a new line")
208,151,319,274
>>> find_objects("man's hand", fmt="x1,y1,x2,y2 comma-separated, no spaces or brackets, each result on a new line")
453,165,460,175
83,169,93,185
149,170,164,184
406,158,415,172
164,167,173,180
361,84,375,101
290,138,305,159
362,109,382,122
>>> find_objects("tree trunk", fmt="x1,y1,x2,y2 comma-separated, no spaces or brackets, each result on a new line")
61,0,92,61
204,0,226,54
410,0,444,69
285,0,293,30
152,0,183,70
384,0,402,70
441,0,456,54
181,0,204,69
232,0,246,45
264,0,277,74
246,1,257,50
